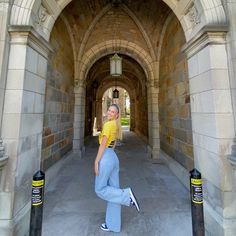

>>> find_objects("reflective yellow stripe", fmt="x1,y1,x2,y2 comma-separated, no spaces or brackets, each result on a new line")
32,202,42,206
191,179,202,185
192,200,203,204
32,180,44,187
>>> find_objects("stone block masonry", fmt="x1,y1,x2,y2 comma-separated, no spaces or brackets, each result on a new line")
41,17,74,170
159,16,193,170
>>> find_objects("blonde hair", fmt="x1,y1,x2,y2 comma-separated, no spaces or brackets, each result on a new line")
110,104,123,141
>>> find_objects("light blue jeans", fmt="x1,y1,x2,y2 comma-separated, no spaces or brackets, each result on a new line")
95,148,131,232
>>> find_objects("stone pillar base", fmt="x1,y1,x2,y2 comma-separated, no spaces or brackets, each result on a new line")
160,150,189,189
204,201,236,236
147,145,160,159
73,146,85,158
147,145,152,159
0,202,31,236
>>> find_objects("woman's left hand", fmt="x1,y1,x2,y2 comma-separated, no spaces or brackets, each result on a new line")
94,161,99,176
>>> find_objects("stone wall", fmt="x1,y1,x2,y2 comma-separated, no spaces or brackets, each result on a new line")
135,91,148,138
159,17,193,170
41,17,74,170
135,81,148,138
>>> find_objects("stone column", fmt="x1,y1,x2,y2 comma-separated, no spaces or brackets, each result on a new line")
184,28,236,236
0,2,11,174
73,81,85,157
147,81,160,159
0,1,11,133
130,99,135,131
228,138,236,235
0,26,50,236
225,1,236,133
96,99,103,131
92,99,97,134
225,0,236,185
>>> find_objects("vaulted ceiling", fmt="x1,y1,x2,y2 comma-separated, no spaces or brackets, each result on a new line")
55,0,172,92
62,0,171,58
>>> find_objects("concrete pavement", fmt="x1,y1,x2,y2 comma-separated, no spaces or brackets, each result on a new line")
42,131,192,236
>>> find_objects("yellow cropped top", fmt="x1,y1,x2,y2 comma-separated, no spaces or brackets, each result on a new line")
99,120,117,147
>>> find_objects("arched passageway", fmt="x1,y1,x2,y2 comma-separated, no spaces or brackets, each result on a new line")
84,54,148,141
0,1,235,235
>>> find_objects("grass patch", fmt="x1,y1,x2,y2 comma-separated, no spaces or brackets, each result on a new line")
121,117,130,126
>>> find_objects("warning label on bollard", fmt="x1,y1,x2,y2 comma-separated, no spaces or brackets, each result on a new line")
191,178,203,204
32,180,44,206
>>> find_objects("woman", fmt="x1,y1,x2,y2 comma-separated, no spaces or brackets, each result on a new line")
94,104,140,233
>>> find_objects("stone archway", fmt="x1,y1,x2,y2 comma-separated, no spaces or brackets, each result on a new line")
95,81,136,134
78,40,154,83
83,53,149,145
9,0,227,41
84,79,136,137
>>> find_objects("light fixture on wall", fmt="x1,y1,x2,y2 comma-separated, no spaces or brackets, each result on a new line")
110,53,122,76
113,76,119,99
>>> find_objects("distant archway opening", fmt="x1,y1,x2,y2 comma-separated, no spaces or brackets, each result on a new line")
101,87,130,134
84,54,148,140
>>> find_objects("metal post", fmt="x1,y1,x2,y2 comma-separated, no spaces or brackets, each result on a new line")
29,170,45,236
190,168,205,236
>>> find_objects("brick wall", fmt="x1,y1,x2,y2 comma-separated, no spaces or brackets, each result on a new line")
159,17,193,170
41,17,75,170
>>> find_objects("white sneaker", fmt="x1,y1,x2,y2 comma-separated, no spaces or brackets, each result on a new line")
100,223,111,232
129,188,140,212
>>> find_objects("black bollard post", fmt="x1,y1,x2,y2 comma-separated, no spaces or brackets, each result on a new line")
29,170,45,236
190,168,205,236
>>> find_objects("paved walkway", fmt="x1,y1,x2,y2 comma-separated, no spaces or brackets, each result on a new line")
42,132,192,236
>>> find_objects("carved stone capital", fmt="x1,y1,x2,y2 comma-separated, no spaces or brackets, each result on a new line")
8,25,53,58
74,79,85,88
182,25,228,58
147,80,159,89
74,80,86,95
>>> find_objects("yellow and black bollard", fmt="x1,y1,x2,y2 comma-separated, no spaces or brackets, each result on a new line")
29,170,45,236
190,168,205,236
